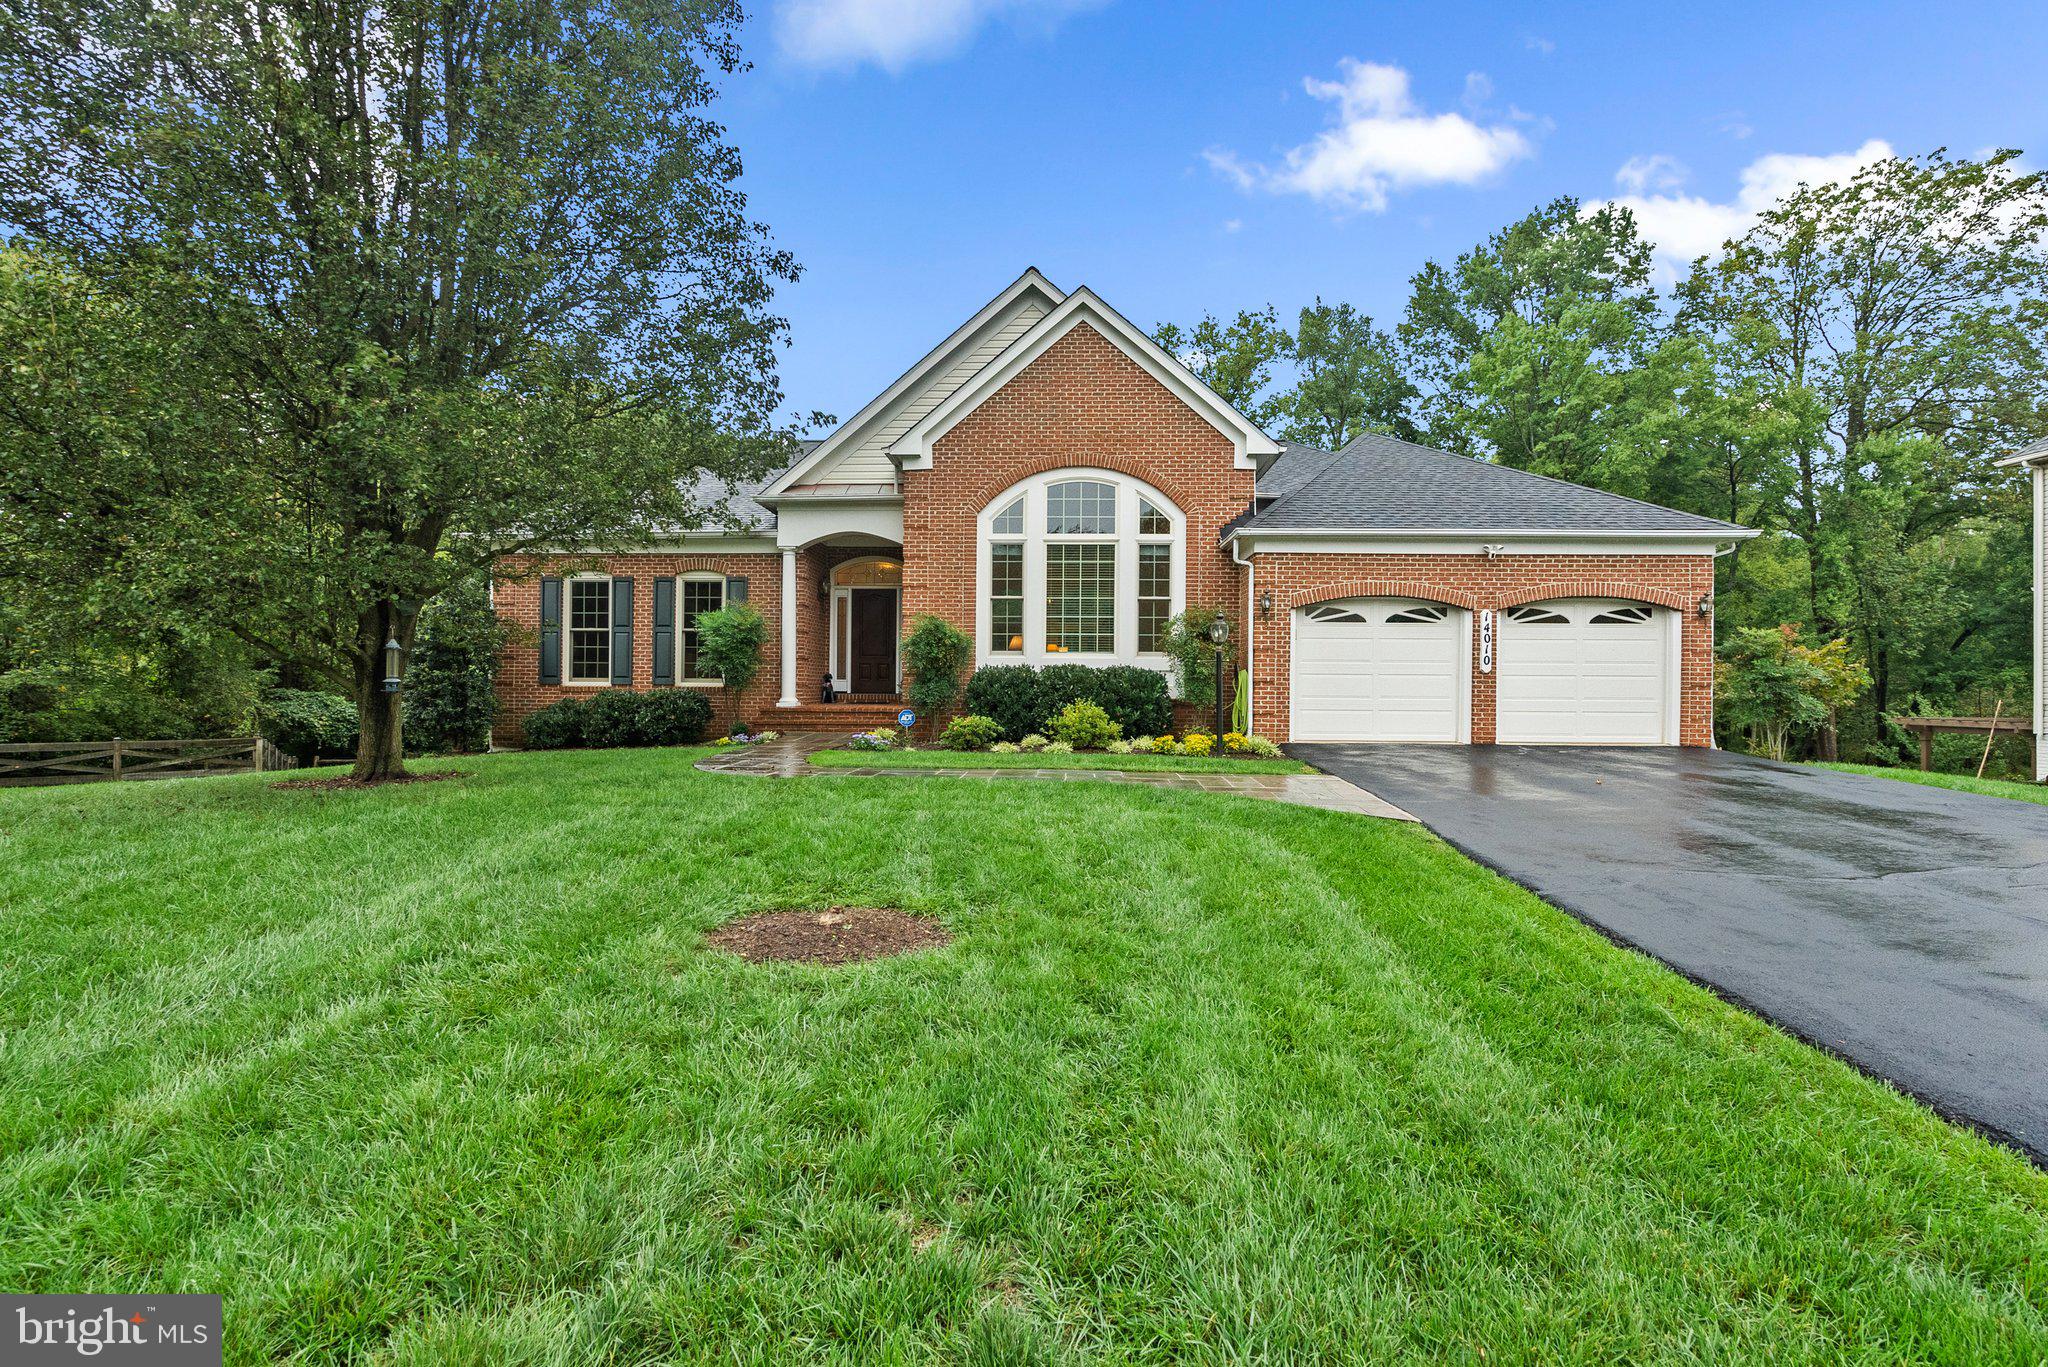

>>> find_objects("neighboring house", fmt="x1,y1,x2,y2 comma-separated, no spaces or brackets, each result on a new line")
492,268,1756,746
1997,436,2048,781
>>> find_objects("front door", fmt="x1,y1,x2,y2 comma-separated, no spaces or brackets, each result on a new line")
850,589,897,694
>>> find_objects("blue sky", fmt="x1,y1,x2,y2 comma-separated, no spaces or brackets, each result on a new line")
719,1,2048,429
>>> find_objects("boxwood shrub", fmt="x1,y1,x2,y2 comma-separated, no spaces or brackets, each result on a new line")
962,663,1172,741
962,665,1044,741
520,690,712,750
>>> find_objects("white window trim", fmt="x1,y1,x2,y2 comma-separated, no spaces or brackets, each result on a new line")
975,468,1186,670
678,571,726,686
564,574,612,686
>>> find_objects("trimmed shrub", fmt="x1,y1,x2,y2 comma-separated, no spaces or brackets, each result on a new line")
1082,665,1172,738
522,698,585,749
963,665,1044,740
520,690,711,750
580,690,645,747
1048,699,1120,749
937,713,1005,751
964,662,1171,742
636,689,713,746
260,688,359,765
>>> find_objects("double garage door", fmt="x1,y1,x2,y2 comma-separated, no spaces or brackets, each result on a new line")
1290,597,1675,745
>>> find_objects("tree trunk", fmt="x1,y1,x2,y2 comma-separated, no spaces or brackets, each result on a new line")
350,601,418,780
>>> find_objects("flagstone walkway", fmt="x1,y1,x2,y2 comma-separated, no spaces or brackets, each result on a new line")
696,732,1416,821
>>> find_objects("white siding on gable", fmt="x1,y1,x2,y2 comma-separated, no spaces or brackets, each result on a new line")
803,297,1050,488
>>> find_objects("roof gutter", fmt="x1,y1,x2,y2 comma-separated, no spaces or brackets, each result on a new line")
1224,525,1761,544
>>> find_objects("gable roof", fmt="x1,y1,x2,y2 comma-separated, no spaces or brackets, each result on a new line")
1995,435,2048,467
1232,431,1755,539
760,268,1064,499
887,286,1286,469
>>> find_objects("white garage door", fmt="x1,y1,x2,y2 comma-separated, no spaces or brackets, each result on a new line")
1291,599,1467,742
1496,600,1674,744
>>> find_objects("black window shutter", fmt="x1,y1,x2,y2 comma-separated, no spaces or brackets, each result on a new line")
651,577,676,688
611,577,635,686
539,577,562,685
725,575,748,605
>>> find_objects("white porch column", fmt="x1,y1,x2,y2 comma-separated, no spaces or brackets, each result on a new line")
777,548,800,708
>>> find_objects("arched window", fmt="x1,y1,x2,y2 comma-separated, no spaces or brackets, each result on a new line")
978,470,1185,665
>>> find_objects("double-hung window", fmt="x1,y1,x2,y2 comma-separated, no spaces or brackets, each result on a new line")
567,577,611,683
680,576,725,682
1044,479,1117,654
979,471,1184,666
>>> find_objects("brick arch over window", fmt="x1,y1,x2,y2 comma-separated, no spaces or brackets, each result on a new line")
1284,579,1484,612
1495,581,1696,612
958,453,1221,513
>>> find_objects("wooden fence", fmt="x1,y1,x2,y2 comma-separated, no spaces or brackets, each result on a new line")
0,737,298,787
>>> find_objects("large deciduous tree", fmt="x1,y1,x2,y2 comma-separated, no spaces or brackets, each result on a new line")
1677,149,2048,721
0,0,800,777
1265,299,1418,450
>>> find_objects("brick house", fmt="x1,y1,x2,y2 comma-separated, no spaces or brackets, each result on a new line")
493,269,1755,746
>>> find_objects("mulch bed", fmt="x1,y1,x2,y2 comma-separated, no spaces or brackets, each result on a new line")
275,770,470,792
704,906,951,965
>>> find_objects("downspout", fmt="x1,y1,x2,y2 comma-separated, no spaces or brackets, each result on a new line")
1708,540,1739,749
1230,533,1256,736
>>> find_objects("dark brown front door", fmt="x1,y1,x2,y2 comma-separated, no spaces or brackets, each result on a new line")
851,590,897,694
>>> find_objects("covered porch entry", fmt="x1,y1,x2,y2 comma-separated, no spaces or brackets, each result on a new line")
825,554,902,698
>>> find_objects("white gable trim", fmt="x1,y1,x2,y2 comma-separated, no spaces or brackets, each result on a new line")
887,287,1286,471
760,268,1066,500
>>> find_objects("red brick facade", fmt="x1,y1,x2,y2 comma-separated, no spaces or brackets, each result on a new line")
1246,552,1718,745
902,322,1255,702
489,318,1724,748
491,552,780,747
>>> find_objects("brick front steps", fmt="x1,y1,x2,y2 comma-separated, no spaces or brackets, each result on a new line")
762,702,910,732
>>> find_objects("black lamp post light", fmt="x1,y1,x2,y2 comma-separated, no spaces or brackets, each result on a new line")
1205,614,1231,739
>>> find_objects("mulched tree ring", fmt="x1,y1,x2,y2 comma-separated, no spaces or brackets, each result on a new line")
705,907,950,965
275,771,470,792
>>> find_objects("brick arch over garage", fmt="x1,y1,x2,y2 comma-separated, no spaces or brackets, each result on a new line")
1495,581,1696,612
1283,579,1484,612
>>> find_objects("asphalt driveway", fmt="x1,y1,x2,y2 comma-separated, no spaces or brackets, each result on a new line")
1289,744,2048,1162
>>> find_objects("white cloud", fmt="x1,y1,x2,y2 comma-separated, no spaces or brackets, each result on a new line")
1462,71,1493,111
1221,218,1243,235
1209,59,1535,213
776,0,1097,72
1606,139,1894,273
1525,35,1555,54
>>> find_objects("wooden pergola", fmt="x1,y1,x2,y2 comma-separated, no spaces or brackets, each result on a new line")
1889,715,2037,773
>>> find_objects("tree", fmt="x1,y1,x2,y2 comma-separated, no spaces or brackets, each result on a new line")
1152,307,1291,422
694,602,766,726
1678,149,2048,724
1266,299,1419,449
0,0,801,778
1717,624,1871,761
1400,198,1689,493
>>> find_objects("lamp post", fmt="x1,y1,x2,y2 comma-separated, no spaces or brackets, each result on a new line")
1205,615,1231,740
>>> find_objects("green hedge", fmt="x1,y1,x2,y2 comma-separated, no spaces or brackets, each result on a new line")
522,690,712,750
962,664,1172,741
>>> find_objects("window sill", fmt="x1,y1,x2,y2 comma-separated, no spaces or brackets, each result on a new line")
563,679,611,688
678,679,724,689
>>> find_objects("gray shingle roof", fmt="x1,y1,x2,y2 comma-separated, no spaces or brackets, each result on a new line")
2004,434,2048,464
1238,431,1750,536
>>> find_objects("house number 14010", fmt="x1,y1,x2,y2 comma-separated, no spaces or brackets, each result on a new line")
1479,609,1494,673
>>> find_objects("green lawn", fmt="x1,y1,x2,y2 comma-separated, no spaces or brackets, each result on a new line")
808,746,1309,774
2,750,2044,1363
1816,761,2048,806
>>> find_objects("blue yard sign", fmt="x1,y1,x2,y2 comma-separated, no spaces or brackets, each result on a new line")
897,708,917,729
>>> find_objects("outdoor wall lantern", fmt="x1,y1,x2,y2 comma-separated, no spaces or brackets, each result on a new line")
381,636,405,694
1696,593,1713,619
1258,589,1274,617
